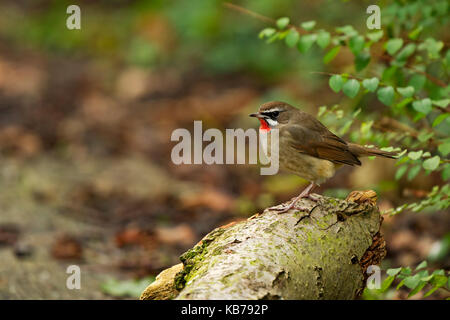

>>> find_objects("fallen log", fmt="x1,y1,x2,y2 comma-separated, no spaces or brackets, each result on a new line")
140,190,386,300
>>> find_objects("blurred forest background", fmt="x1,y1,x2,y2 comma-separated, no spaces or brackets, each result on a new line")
0,0,448,299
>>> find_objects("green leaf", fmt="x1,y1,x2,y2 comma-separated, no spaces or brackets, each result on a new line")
442,164,450,180
423,156,441,171
395,165,408,180
424,274,449,297
423,286,439,298
385,38,403,55
297,34,316,53
349,35,365,55
415,261,428,270
323,46,341,64
316,30,330,48
404,274,421,289
430,274,448,287
408,165,421,181
408,75,426,91
336,25,357,37
396,279,405,290
397,86,415,98
259,28,276,39
362,77,379,92
380,276,395,292
366,30,384,42
396,97,413,109
276,17,290,29
285,29,300,47
396,43,416,60
418,131,434,142
342,79,360,98
438,141,450,156
387,267,402,277
329,75,344,93
432,99,450,108
408,26,422,40
408,150,423,160
408,281,427,298
355,52,371,71
401,267,412,276
301,20,316,31
419,38,444,59
377,86,395,106
412,98,432,115
433,113,450,127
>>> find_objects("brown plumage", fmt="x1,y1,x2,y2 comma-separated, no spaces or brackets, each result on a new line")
250,101,397,213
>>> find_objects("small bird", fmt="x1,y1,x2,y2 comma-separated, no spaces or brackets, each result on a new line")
250,101,397,213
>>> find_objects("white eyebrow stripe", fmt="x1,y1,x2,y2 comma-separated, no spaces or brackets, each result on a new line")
262,108,281,114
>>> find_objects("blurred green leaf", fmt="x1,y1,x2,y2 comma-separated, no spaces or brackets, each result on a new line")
385,38,403,55
297,34,316,53
408,165,421,180
423,156,440,171
329,75,344,93
301,20,316,31
412,98,432,115
349,35,365,55
396,43,416,61
316,30,330,48
395,165,408,180
285,29,300,47
276,17,290,29
397,86,415,98
408,75,427,91
377,86,395,106
355,51,371,71
432,99,450,108
433,113,449,127
259,28,276,39
415,261,428,270
362,77,379,92
387,267,402,277
438,141,450,156
366,30,384,42
342,79,360,98
323,46,341,64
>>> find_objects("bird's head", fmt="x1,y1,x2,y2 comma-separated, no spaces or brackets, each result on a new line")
249,101,296,130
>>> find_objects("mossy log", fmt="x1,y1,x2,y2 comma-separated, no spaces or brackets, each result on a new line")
140,190,386,300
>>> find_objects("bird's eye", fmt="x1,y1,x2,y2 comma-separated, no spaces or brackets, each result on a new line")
271,111,279,118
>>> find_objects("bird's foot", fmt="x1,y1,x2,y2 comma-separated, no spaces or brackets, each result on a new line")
305,193,320,202
266,191,321,214
267,200,312,214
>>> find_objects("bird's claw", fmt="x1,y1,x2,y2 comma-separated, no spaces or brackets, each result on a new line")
267,202,311,214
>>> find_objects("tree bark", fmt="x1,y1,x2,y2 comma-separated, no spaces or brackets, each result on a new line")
140,190,386,300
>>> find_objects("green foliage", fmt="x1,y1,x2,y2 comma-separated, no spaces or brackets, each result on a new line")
378,261,449,299
259,0,449,300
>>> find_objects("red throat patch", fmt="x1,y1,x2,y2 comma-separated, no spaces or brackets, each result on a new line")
259,119,270,131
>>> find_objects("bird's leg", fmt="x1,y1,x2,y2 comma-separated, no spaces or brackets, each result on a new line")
268,182,319,214
297,182,319,201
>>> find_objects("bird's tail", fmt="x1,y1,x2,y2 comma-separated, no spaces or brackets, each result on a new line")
348,143,398,159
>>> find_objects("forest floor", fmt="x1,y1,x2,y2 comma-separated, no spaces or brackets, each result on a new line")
0,46,448,299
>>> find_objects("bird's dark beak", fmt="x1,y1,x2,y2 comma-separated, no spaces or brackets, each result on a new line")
249,112,263,118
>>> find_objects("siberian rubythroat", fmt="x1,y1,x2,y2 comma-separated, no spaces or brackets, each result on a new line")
250,101,397,213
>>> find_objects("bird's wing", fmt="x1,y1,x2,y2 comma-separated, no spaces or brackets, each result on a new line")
282,123,361,166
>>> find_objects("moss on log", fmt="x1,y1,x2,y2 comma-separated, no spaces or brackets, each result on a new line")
140,190,386,300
